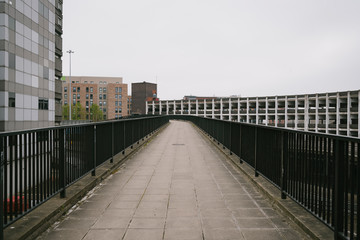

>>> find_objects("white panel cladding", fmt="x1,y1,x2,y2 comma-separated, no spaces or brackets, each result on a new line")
0,107,8,121
31,109,38,121
24,59,31,74
24,73,31,86
15,33,24,48
32,0,39,10
0,51,8,66
0,91,8,107
16,56,24,71
48,110,54,121
15,21,24,35
31,96,38,109
15,93,24,108
0,67,8,80
15,108,24,121
32,62,38,75
31,9,39,23
0,13,7,26
49,98,55,111
15,70,24,84
15,0,24,13
31,76,38,88
24,109,31,120
23,94,32,109
0,26,9,40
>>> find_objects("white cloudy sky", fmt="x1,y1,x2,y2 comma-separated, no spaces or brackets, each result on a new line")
63,0,360,99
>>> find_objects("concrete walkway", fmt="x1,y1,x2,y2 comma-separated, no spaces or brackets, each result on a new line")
37,121,307,240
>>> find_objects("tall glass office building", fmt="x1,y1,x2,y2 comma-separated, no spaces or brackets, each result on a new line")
0,0,63,131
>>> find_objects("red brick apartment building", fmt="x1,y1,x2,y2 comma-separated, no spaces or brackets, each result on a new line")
62,76,128,120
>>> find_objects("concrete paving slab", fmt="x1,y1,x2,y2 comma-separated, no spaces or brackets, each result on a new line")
37,121,310,240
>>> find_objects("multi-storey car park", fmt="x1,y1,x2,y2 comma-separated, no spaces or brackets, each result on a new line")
146,90,360,138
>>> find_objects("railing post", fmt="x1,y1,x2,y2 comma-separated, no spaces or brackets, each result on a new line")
254,127,259,177
229,122,232,155
0,137,4,240
334,139,345,240
122,122,125,155
280,131,287,199
92,125,96,176
59,129,66,198
110,122,114,163
239,125,243,164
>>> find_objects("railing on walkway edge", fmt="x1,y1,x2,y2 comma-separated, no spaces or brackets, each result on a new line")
171,115,359,240
0,116,169,238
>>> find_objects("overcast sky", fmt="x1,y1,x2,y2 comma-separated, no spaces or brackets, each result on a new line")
63,0,360,100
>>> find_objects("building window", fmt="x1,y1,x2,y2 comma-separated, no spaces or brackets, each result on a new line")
99,94,102,99
84,81,88,84
90,100,93,106
119,94,122,98
39,98,49,110
9,16,15,31
103,108,106,113
86,94,89,99
77,87,80,92
99,88,102,93
90,81,94,84
90,94,93,99
86,101,89,106
64,87,67,92
43,67,49,79
119,101,122,106
115,108,118,113
103,94,106,100
115,94,117,99
118,87,122,93
73,94,76,101
103,88,107,93
64,94,67,99
99,81,102,84
73,87,76,92
64,100,68,105
99,101,102,106
77,94,80,99
8,92,15,107
90,87,93,93
103,101,106,106
9,53,15,69
115,101,118,106
86,87,89,92
119,108,122,113
115,87,118,93
104,81,107,84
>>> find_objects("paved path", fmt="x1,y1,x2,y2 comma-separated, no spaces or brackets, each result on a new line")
38,121,307,240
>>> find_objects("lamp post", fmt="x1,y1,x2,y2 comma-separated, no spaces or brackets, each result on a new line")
67,50,74,120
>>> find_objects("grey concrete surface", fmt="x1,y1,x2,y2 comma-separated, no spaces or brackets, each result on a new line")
37,120,309,240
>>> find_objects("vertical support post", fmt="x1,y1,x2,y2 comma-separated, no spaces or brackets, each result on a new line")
60,129,66,198
254,127,259,177
239,124,243,164
111,122,114,163
229,122,232,155
334,139,345,239
92,125,96,176
280,131,288,199
0,137,4,240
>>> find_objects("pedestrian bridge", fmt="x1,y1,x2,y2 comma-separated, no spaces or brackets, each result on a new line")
1,116,357,240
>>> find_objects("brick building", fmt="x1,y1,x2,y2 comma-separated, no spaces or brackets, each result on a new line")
62,76,128,120
131,81,157,115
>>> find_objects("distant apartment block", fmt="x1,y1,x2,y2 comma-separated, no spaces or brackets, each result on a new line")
147,90,360,138
0,0,63,131
131,81,157,115
127,95,131,115
62,76,128,120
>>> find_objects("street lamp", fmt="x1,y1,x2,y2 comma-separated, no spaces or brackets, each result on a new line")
67,50,74,120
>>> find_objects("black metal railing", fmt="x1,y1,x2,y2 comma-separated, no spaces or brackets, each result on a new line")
0,116,168,237
172,115,359,240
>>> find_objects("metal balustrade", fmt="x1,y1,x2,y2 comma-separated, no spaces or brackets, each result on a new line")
0,116,168,239
172,115,359,240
